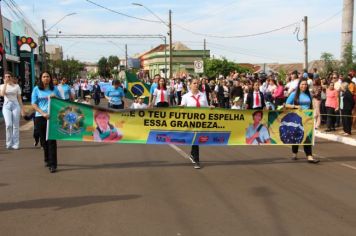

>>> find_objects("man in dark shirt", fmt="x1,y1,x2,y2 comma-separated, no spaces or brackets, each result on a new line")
230,80,244,102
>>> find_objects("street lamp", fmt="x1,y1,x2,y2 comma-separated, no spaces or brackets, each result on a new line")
132,3,172,79
42,12,77,71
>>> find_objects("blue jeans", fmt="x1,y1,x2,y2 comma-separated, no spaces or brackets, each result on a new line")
2,100,21,149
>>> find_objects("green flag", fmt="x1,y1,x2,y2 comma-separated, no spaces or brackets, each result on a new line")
125,71,151,104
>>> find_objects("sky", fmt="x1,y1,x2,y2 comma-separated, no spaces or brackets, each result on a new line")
2,0,355,64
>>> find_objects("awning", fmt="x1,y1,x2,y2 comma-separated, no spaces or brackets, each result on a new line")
5,54,20,63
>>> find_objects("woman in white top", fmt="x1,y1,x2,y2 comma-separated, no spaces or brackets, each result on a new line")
180,78,209,169
152,78,170,107
0,71,25,149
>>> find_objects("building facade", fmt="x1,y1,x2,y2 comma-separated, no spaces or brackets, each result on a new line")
138,42,210,79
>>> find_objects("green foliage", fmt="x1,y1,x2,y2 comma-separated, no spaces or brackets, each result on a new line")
340,43,356,76
98,57,110,78
98,56,121,78
320,52,337,78
277,68,287,83
48,57,84,83
203,58,250,78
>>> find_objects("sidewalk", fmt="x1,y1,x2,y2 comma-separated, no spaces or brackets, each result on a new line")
315,126,356,146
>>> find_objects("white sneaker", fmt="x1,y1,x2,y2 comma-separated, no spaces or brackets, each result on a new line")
188,155,196,164
194,163,201,169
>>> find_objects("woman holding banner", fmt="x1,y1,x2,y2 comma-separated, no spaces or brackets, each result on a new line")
31,72,61,173
180,78,209,169
152,78,170,107
285,78,319,164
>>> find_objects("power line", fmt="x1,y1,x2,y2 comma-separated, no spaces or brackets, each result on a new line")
85,0,301,39
85,0,162,24
174,21,301,39
309,1,353,29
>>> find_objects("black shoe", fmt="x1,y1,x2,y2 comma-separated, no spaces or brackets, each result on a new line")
325,129,332,132
49,167,56,173
34,140,39,147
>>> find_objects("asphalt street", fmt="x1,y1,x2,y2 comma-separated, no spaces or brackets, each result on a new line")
1,113,356,236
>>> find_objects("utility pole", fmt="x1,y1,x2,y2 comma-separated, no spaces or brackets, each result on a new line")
203,38,206,59
0,0,8,75
169,10,173,79
303,16,308,71
164,36,167,79
42,19,47,71
341,0,354,62
125,44,128,70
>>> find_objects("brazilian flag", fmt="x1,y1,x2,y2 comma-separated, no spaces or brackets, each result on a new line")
125,71,151,104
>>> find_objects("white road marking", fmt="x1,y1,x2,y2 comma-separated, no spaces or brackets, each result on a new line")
169,144,189,160
20,121,33,131
340,163,356,170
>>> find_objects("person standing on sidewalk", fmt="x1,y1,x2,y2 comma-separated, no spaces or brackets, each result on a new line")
339,82,355,135
31,72,60,173
311,78,322,129
285,78,319,164
0,71,25,150
180,78,209,169
325,82,339,132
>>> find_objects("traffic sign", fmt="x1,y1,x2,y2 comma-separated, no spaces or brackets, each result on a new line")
194,60,204,73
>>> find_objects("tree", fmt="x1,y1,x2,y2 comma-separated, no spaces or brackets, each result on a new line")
48,57,84,83
320,52,337,79
340,43,356,76
108,55,120,71
204,58,250,78
98,57,110,78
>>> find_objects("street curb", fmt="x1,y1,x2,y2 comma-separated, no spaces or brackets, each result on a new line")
315,130,356,147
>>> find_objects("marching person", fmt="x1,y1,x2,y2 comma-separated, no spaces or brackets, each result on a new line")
92,80,101,105
152,78,170,107
285,78,319,164
245,81,266,110
180,78,209,169
0,71,25,150
57,77,74,101
31,72,61,173
105,79,125,109
132,96,148,109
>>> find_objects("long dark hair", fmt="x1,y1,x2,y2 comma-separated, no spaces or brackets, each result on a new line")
293,78,312,108
157,78,167,90
38,71,55,91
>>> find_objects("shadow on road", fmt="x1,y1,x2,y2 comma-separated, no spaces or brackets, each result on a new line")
0,183,9,187
0,194,141,212
55,155,356,172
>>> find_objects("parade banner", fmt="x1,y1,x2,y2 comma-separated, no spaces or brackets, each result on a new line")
48,98,314,146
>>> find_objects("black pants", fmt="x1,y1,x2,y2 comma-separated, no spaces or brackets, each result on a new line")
33,119,40,145
177,91,182,105
320,99,327,124
341,109,352,134
274,97,285,106
170,95,176,106
109,103,124,109
292,136,312,156
35,116,57,168
326,107,336,129
94,98,100,105
292,145,312,156
191,145,199,163
156,102,169,107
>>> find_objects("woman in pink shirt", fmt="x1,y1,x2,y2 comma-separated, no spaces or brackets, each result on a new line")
272,80,285,106
325,82,339,132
